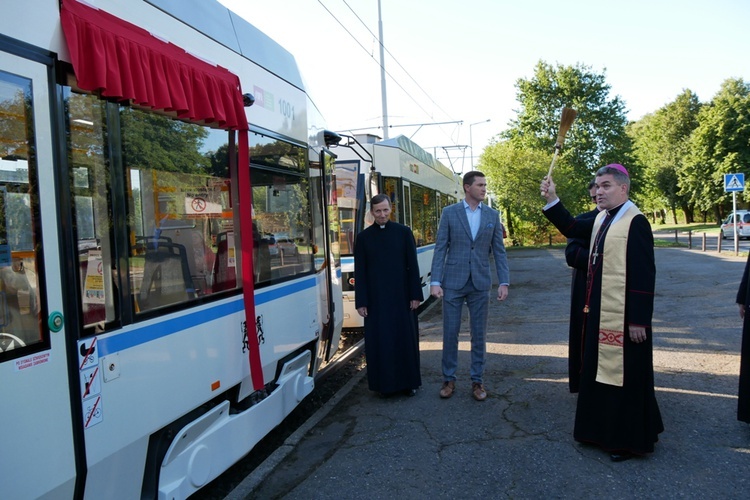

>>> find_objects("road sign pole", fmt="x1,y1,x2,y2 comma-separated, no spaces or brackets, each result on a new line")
724,173,745,255
734,191,739,255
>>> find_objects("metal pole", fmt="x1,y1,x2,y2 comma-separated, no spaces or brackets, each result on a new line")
469,119,490,168
734,191,739,255
378,0,388,139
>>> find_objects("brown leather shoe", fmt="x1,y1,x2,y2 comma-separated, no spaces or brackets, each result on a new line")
439,381,455,399
472,382,487,401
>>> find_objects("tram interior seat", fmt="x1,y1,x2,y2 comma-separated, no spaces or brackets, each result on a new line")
159,227,216,294
212,231,236,292
137,238,196,310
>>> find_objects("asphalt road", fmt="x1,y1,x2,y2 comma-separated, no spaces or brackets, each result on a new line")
229,245,750,499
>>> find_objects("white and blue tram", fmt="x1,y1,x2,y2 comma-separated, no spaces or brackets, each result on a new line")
0,1,346,498
333,133,463,330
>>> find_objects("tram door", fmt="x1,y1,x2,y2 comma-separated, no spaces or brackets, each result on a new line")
321,149,343,361
0,50,77,498
311,148,344,366
402,181,412,228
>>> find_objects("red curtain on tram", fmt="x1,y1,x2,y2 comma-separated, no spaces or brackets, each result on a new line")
60,0,264,390
60,0,247,129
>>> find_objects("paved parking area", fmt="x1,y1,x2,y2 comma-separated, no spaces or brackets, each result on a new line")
231,246,750,499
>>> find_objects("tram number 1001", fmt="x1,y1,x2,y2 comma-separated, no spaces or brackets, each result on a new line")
278,99,295,121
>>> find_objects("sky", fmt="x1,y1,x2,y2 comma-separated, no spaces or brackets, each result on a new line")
219,0,750,173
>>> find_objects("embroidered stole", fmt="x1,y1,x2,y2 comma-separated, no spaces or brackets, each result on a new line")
589,203,640,387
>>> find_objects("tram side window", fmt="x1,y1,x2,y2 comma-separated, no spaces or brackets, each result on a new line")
334,160,359,255
0,70,45,357
122,108,237,313
249,164,313,284
383,177,400,223
410,184,437,246
66,93,118,332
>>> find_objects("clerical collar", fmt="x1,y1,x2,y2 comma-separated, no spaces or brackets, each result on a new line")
603,200,634,227
378,221,388,229
605,201,627,218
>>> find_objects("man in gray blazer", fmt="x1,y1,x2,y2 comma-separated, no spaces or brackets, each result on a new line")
430,171,510,401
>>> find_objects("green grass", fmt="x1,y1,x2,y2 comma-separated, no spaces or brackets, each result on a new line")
654,239,685,248
651,221,719,234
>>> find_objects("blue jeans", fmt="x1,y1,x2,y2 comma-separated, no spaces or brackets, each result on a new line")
441,280,490,384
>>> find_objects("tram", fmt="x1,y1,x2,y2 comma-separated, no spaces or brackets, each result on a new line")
1,1,347,498
332,133,463,330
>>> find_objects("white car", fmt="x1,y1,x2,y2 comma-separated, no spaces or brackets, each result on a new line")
721,211,750,239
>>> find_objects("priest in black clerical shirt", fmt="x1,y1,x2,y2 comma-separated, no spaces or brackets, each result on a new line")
354,193,423,397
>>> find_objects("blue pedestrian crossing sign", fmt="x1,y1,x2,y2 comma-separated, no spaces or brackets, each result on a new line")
725,173,745,192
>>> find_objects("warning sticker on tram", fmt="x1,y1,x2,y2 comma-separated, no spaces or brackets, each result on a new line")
185,196,222,218
81,365,101,399
83,395,103,428
78,338,98,370
83,249,105,304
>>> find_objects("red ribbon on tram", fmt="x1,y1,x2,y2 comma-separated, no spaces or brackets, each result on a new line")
237,131,264,390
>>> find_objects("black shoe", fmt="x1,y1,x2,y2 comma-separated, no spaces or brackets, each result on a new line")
403,388,417,397
610,452,633,462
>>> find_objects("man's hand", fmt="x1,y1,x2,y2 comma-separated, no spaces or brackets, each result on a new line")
629,325,646,343
357,306,367,318
740,303,746,320
497,284,508,301
410,300,420,310
430,285,443,299
540,175,558,203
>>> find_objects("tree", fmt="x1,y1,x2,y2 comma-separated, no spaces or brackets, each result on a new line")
483,61,631,242
120,108,209,174
628,89,701,223
482,141,550,245
502,61,632,191
684,78,750,222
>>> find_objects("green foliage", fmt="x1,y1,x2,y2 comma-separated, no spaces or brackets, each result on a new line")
120,108,210,174
684,78,750,219
208,143,231,178
627,89,701,222
483,141,591,245
483,61,630,243
503,61,632,182
0,87,30,159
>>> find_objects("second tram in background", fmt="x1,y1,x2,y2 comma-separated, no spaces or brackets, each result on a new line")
333,134,463,331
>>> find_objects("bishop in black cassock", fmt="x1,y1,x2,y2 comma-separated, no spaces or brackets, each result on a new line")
354,196,423,396
542,164,663,460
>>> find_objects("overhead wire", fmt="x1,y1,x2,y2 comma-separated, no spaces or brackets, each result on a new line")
340,0,456,122
316,0,434,121
317,0,461,147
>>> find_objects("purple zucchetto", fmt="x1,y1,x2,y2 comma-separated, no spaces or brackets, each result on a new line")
606,163,629,177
